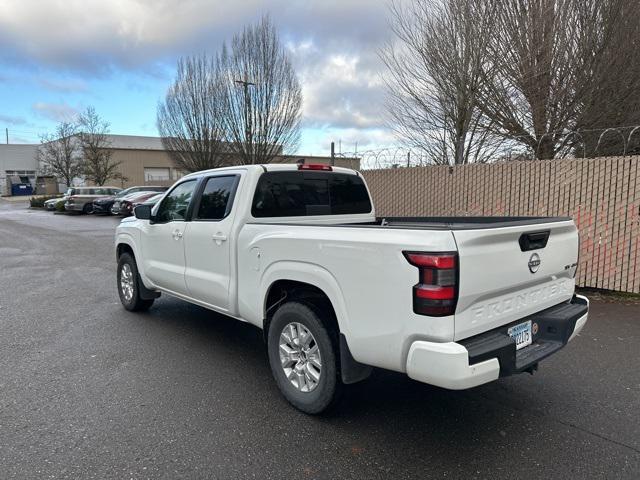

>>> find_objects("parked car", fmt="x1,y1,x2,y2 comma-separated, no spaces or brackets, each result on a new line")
45,197,62,211
115,163,589,414
45,187,77,211
94,186,167,214
117,191,165,217
65,187,122,214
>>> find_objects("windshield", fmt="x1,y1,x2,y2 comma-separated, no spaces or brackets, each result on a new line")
65,188,76,196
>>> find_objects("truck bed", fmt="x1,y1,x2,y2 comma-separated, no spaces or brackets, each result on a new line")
245,214,578,342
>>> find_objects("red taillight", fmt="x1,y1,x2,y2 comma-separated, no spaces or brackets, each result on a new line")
298,164,332,171
404,251,458,317
415,285,456,300
404,253,456,269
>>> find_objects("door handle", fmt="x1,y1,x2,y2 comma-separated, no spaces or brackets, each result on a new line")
172,229,183,240
212,233,227,245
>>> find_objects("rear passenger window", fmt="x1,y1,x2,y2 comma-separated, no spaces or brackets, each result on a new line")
251,171,372,217
196,176,238,220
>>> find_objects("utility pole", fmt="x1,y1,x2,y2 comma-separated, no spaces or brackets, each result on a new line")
235,79,256,163
330,141,335,166
5,128,8,145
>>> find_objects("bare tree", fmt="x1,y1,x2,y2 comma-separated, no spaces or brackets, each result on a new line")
382,0,501,165
218,16,302,164
385,0,640,161
77,107,122,186
157,55,228,173
478,0,640,159
574,0,640,156
37,121,81,187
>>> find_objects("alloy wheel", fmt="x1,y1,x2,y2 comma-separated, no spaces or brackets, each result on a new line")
278,322,323,393
120,263,134,303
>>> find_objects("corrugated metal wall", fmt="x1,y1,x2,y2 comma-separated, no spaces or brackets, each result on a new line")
362,157,640,293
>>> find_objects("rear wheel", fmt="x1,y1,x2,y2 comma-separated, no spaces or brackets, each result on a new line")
117,253,154,312
267,301,341,414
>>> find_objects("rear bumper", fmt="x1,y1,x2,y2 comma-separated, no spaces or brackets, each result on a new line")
406,294,589,390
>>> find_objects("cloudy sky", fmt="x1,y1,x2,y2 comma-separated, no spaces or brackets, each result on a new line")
0,0,397,155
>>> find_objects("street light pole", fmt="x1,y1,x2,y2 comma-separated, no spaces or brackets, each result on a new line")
234,79,256,163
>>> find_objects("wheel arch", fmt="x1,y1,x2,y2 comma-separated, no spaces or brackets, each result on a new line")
259,263,372,385
116,241,135,261
115,232,139,263
264,279,340,337
259,262,349,336
115,238,159,301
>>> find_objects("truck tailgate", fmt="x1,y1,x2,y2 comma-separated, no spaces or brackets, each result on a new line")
453,220,578,341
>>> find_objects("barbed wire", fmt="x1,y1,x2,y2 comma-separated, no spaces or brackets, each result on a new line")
338,125,640,170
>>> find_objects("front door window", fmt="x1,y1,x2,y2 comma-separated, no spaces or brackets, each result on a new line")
155,180,197,223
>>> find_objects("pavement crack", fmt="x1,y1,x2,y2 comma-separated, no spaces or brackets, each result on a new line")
554,418,640,455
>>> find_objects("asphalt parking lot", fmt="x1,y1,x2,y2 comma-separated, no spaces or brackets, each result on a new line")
1,201,639,479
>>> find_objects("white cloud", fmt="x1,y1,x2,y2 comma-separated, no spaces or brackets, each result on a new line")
297,53,386,130
32,102,79,122
0,0,398,149
36,78,88,93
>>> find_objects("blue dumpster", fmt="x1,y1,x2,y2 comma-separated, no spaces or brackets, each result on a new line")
8,175,34,196
11,183,34,196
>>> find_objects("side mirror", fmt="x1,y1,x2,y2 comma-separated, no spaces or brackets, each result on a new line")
134,204,152,220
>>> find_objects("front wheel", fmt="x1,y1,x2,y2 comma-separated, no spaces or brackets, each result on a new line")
267,301,342,414
83,203,94,214
117,253,154,312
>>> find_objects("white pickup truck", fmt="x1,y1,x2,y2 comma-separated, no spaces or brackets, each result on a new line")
115,163,589,413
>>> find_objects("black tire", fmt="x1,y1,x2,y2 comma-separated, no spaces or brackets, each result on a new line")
267,301,342,414
83,203,94,214
117,253,154,312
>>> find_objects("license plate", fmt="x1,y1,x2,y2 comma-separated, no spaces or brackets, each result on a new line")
508,320,533,350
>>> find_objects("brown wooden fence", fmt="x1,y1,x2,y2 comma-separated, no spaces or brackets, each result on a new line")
362,156,640,293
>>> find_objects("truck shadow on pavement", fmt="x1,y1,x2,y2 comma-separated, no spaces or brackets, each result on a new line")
135,296,563,425
113,296,638,477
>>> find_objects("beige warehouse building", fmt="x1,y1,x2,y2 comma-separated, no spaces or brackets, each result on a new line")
90,135,360,188
1,134,360,195
105,135,183,188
